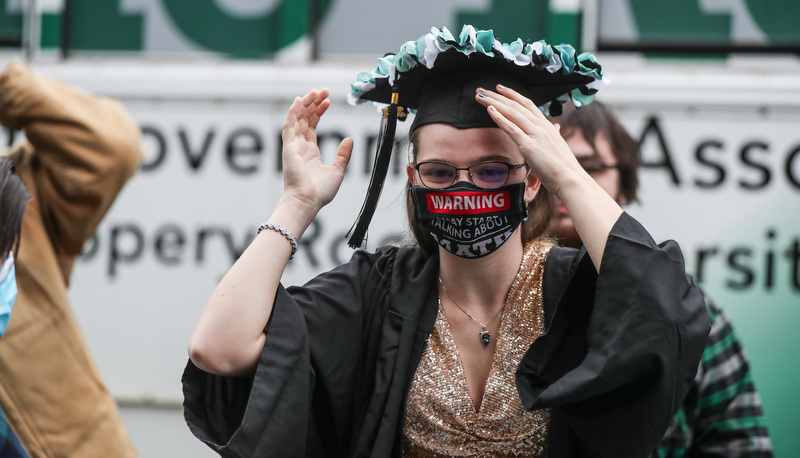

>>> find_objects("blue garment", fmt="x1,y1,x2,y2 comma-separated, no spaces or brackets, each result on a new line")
0,256,27,456
0,409,27,458
0,254,16,337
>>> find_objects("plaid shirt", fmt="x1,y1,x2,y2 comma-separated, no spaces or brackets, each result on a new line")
652,298,773,457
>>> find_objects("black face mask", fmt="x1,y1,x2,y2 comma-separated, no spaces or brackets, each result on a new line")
410,181,528,258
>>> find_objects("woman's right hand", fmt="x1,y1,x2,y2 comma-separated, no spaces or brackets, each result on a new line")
280,89,353,222
188,89,352,376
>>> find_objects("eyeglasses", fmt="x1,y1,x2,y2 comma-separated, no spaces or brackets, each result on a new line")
578,157,619,176
414,161,528,189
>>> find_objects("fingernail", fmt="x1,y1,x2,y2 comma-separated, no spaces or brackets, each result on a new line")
497,84,506,90
477,93,486,99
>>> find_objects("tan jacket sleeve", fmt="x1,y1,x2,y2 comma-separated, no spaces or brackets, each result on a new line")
0,59,142,263
0,60,140,456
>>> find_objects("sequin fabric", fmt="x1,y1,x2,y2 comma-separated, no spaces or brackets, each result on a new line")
402,242,552,457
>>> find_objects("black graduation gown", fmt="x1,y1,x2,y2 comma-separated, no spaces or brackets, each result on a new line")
182,213,710,457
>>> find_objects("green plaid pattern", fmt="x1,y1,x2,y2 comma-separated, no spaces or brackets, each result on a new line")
652,298,773,457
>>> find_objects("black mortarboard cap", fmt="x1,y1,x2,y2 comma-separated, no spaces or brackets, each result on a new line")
345,25,607,249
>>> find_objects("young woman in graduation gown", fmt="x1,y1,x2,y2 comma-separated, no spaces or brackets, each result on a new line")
183,25,710,457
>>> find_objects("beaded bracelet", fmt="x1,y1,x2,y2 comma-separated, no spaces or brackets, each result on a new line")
258,222,298,260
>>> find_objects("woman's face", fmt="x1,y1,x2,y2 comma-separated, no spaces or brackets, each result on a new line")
554,130,622,247
406,123,540,202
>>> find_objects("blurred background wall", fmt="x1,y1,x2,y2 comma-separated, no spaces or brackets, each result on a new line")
1,0,798,456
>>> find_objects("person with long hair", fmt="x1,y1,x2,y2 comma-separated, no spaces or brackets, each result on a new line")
184,25,710,457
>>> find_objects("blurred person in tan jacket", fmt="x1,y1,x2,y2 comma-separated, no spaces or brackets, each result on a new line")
0,60,141,457
0,152,31,457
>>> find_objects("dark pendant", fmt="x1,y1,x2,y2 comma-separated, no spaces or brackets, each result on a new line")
480,330,491,346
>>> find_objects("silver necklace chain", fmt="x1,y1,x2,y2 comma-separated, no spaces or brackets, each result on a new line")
438,276,505,346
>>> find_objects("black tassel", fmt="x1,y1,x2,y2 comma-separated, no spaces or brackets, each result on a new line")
347,92,400,249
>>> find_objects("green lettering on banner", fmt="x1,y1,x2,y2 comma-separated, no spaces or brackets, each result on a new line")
66,0,143,50
628,0,730,43
0,0,59,49
629,0,800,48
40,13,60,49
0,0,21,45
744,0,800,43
161,0,333,58
456,0,580,48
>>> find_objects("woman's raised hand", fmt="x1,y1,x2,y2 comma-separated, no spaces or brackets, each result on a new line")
281,88,354,216
475,84,622,271
474,85,583,198
189,89,354,376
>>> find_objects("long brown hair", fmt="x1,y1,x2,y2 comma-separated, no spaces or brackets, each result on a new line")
0,157,31,259
404,129,556,256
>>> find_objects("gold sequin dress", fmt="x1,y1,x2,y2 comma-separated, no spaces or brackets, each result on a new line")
403,242,552,457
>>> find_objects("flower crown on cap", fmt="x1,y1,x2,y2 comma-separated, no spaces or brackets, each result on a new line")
345,25,609,250
347,25,608,116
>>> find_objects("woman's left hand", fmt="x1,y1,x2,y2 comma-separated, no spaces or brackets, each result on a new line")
475,85,622,271
474,85,584,199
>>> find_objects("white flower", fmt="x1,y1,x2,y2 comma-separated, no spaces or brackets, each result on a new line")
418,34,441,69
495,39,532,66
547,53,562,73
